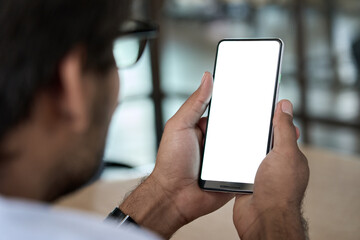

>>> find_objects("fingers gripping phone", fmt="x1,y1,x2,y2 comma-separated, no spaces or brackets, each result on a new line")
199,39,283,193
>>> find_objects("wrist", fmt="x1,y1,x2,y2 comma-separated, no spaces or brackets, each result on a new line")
238,206,307,240
119,174,187,239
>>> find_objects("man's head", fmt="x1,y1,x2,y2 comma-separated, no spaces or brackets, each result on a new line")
0,0,128,201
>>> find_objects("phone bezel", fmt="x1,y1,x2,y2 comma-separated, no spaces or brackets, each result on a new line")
198,38,284,193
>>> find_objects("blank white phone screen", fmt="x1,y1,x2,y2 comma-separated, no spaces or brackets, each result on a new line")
201,40,281,184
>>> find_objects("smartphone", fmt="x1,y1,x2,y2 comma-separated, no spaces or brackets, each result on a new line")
198,39,283,193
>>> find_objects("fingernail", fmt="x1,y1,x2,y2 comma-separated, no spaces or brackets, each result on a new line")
281,101,293,116
201,72,207,85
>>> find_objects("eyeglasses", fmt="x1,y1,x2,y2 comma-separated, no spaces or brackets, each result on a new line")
113,20,158,69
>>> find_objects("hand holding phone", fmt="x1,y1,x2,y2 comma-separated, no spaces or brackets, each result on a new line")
233,100,309,239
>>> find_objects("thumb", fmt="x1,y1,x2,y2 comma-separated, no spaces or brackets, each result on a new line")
171,72,213,129
272,100,299,152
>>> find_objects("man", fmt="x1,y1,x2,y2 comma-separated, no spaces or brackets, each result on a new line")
0,0,309,239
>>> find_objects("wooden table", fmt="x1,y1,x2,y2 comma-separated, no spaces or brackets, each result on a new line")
56,146,360,240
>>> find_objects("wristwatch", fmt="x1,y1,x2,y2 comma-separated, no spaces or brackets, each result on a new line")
105,207,138,227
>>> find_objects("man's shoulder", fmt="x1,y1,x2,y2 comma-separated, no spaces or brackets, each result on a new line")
0,196,160,240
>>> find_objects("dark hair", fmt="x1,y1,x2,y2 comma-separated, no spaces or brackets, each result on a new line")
0,0,128,141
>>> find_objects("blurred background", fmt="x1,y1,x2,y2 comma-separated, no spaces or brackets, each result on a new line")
102,0,360,178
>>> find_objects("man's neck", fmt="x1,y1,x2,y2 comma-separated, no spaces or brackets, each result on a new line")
0,120,57,202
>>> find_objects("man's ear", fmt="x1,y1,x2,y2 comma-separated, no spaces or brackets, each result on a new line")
58,47,93,133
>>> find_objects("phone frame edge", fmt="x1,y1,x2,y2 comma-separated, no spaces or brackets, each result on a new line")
198,38,284,194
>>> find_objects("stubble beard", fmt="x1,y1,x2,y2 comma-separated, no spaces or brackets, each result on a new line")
45,82,114,202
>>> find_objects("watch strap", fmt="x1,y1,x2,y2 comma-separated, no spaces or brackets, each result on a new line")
105,207,138,227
